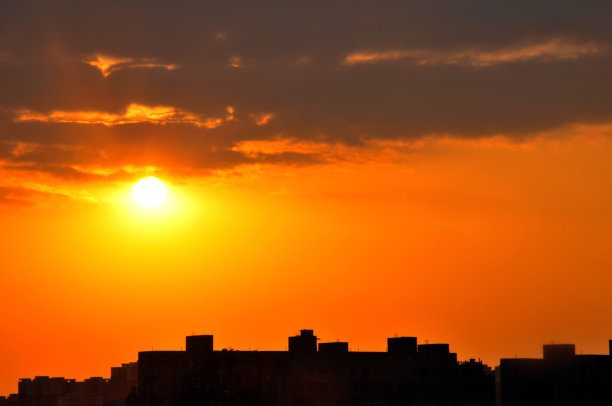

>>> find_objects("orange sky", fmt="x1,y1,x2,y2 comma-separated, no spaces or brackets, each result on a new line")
1,0,612,396
1,132,611,394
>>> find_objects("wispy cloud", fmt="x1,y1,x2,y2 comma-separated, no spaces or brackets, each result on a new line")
344,39,602,67
83,54,178,77
250,113,274,125
14,104,228,128
0,183,75,206
229,56,243,69
232,138,369,164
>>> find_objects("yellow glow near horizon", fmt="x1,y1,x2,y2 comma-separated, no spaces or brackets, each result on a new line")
133,177,167,207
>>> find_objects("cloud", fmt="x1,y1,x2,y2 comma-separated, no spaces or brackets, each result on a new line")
250,113,274,126
0,186,36,206
232,137,409,165
344,40,603,67
0,0,612,193
83,55,177,77
233,139,328,157
1,162,131,182
229,56,243,69
0,185,70,206
14,104,227,128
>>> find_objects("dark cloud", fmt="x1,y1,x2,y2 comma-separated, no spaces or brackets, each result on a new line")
0,0,611,180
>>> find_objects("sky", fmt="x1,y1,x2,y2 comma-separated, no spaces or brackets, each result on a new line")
1,0,612,395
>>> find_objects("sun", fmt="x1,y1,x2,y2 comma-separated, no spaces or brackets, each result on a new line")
133,176,167,207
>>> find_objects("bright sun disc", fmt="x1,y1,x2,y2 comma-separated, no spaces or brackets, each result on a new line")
133,176,167,207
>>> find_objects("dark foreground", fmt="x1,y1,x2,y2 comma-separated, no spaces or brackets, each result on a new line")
2,330,612,406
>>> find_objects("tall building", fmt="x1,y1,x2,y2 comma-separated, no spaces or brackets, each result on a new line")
289,330,318,354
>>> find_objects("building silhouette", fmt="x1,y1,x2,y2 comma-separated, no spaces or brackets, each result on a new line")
134,330,495,406
0,363,137,406
4,332,612,405
499,341,612,405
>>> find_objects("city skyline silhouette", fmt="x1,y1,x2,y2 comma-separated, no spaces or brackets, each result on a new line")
4,330,612,405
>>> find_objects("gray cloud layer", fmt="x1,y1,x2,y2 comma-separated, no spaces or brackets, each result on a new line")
1,0,612,180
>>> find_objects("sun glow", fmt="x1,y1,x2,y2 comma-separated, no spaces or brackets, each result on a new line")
133,177,167,207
